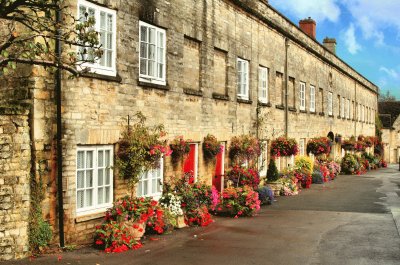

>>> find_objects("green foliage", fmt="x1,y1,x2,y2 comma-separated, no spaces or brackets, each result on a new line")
29,160,52,254
229,134,262,165
0,0,102,75
266,158,279,182
115,112,169,195
341,153,360,174
294,156,314,175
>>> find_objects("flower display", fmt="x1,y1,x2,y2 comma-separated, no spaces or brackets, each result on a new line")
217,186,261,217
306,137,331,156
341,139,355,151
159,193,184,217
270,137,298,157
279,175,299,196
94,196,168,253
226,165,260,190
355,140,366,152
229,135,262,164
202,134,221,160
170,136,191,160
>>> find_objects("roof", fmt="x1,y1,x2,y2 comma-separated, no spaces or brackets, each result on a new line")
378,101,400,128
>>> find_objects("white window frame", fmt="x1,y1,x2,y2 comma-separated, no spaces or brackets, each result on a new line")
137,158,164,200
362,105,365,122
258,141,268,177
341,97,345,118
76,145,113,216
346,99,350,119
258,66,269,103
237,58,249,100
299,138,305,156
299,82,306,111
310,85,315,112
77,0,117,76
328,92,333,115
139,21,167,85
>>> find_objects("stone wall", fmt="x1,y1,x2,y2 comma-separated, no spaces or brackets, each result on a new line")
0,106,30,261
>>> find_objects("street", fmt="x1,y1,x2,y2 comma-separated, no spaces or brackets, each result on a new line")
7,166,400,265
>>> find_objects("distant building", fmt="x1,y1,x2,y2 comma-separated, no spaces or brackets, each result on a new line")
378,101,400,163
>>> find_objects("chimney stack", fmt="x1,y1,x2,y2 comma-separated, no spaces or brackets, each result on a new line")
299,17,316,39
323,37,337,54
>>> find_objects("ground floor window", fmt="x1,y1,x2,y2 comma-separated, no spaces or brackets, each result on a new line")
137,158,164,199
76,145,113,215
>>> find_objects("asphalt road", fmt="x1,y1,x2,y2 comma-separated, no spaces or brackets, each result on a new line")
6,166,400,265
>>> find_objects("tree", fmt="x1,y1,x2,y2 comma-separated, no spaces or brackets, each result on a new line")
379,90,397,102
0,0,102,75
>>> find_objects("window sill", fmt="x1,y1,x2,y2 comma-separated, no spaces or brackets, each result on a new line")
138,81,170,91
299,109,307,113
237,98,252,104
328,114,334,118
275,104,284,110
212,93,229,101
75,211,105,223
184,88,203,97
258,101,271,107
337,115,341,119
79,72,122,83
319,112,325,116
310,111,317,115
289,107,297,112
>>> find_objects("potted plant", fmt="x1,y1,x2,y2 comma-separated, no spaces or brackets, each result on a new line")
306,137,331,156
170,136,191,162
229,134,262,165
335,134,342,144
202,134,221,161
270,137,298,157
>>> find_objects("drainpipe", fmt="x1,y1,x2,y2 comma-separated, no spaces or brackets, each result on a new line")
354,81,357,136
284,38,289,137
55,7,65,248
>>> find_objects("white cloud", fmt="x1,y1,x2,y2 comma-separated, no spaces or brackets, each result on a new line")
269,0,341,23
343,24,361,54
342,0,400,46
379,66,399,79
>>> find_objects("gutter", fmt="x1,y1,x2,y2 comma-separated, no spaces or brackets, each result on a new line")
55,6,65,248
284,38,289,137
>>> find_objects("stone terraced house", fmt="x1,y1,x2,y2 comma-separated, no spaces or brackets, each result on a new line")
0,0,378,260
378,101,400,163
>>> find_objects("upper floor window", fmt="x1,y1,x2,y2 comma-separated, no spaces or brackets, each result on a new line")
341,97,345,118
310,85,315,112
346,99,350,119
237,58,249,100
328,92,333,115
78,0,117,76
76,145,113,216
299,82,306,110
139,21,166,85
258,66,269,103
137,158,163,199
299,138,306,156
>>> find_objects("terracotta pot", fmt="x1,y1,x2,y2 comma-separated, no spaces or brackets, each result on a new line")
123,221,146,240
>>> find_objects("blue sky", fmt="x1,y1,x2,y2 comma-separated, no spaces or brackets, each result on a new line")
269,0,400,99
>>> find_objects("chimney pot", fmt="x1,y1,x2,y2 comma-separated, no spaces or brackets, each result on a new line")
299,18,316,39
323,37,337,55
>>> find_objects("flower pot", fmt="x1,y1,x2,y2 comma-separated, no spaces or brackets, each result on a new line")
123,221,146,240
266,182,282,197
175,215,187,229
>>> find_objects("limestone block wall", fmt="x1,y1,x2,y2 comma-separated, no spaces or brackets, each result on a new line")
17,0,378,246
0,106,30,261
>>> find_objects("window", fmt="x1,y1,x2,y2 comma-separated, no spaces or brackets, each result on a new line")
362,105,365,122
76,146,113,215
310,85,315,112
299,138,306,156
78,0,117,76
137,159,163,199
139,21,166,85
358,103,361,121
319,89,324,113
328,92,333,115
346,99,350,119
237,58,249,100
258,66,269,103
341,97,345,118
299,82,306,110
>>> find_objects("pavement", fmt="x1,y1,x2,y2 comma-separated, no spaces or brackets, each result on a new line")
5,165,400,265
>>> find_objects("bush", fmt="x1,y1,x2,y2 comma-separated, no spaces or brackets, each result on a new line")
29,219,52,252
257,186,274,205
341,153,360,174
311,170,324,184
217,186,260,217
266,159,279,182
226,165,260,190
295,156,313,175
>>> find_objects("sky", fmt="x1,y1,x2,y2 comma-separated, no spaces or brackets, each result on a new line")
269,0,400,99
